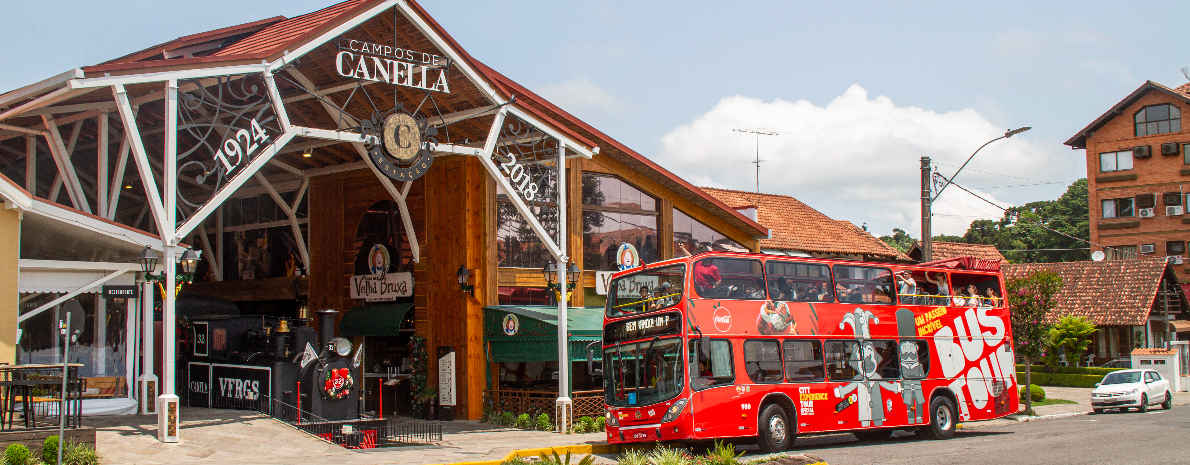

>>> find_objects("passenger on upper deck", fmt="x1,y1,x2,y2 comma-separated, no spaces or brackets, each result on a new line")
982,287,1000,307
691,247,721,295
895,271,916,305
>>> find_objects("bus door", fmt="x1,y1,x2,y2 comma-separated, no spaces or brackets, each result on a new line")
689,338,738,438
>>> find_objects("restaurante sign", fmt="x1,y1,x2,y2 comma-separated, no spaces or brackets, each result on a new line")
336,39,450,93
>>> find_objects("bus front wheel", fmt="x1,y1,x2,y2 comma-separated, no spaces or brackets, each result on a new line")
757,404,792,452
918,396,957,440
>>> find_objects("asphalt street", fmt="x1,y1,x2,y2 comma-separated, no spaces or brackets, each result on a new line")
778,404,1190,465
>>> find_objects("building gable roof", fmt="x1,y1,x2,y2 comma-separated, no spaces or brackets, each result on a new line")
700,187,906,260
1003,260,1185,326
1064,80,1190,149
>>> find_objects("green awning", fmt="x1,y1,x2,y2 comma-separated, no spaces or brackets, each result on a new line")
484,306,604,363
339,303,414,337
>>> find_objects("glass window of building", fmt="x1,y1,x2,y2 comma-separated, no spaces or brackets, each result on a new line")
1098,151,1133,172
581,173,658,271
1102,198,1135,218
497,184,558,269
1105,245,1137,260
673,208,744,256
18,293,130,398
1135,104,1181,136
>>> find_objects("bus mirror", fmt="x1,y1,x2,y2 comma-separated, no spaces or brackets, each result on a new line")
699,335,711,361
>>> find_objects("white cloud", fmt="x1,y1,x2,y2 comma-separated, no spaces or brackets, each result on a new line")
654,85,1072,238
533,74,628,114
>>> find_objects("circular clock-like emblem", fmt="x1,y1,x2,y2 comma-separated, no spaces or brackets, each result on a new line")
360,110,436,182
382,112,420,162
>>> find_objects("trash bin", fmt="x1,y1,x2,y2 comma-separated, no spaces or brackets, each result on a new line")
438,405,454,421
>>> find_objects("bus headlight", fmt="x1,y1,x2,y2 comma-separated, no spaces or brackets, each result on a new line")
661,399,688,423
606,409,619,427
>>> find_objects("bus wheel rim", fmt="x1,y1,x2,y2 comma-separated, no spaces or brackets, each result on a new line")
936,405,952,430
769,415,787,443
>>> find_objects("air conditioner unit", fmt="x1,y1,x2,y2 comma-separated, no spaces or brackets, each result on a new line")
1168,256,1184,265
1161,142,1180,156
1133,145,1152,158
1140,244,1156,254
1167,206,1184,216
1138,207,1156,218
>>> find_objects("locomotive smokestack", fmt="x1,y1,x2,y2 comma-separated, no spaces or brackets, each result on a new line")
316,309,339,349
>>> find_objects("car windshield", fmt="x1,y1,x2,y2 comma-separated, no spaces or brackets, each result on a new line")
606,265,685,317
604,337,684,407
1102,371,1141,385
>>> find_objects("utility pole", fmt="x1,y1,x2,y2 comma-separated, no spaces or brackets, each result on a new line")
733,129,780,202
921,157,932,262
921,126,1031,263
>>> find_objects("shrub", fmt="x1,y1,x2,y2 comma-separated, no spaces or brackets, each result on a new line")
1016,365,1123,376
648,445,691,465
502,458,533,465
498,412,515,426
593,416,606,432
1022,372,1106,388
702,440,743,465
617,448,650,465
1019,384,1045,402
62,442,100,465
481,403,496,423
536,413,552,431
4,444,31,465
537,451,595,465
515,413,532,429
43,435,59,465
575,416,595,434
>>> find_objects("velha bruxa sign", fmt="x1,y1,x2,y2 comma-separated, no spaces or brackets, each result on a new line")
336,39,450,93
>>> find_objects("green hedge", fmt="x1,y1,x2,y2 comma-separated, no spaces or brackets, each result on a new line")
1015,364,1123,376
1015,371,1104,388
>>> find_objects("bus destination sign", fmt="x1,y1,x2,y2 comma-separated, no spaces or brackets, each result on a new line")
605,312,681,342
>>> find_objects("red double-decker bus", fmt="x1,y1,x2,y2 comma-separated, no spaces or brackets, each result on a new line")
601,251,1017,451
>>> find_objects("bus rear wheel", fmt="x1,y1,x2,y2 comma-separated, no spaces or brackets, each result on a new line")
918,396,957,440
757,404,792,453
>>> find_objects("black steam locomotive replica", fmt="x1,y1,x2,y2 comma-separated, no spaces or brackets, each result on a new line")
181,308,361,421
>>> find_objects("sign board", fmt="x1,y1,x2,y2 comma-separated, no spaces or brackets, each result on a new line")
438,346,456,407
335,39,450,93
604,312,682,343
103,285,139,299
594,271,616,295
349,272,413,301
187,362,271,410
192,322,208,357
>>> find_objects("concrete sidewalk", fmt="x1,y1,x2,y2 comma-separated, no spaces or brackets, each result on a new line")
963,386,1190,428
91,408,607,465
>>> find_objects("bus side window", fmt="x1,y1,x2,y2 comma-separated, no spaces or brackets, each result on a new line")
743,340,783,383
783,340,824,382
690,339,734,391
900,340,930,380
870,340,900,379
950,273,1003,307
825,341,862,381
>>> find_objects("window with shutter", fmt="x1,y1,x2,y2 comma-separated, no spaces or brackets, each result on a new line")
1136,194,1156,209
1164,192,1182,206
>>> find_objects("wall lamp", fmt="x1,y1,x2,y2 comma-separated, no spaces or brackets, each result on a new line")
544,262,581,302
456,266,475,296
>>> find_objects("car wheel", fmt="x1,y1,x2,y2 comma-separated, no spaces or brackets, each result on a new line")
918,396,957,440
756,404,791,453
1093,408,1104,414
1162,392,1173,410
853,429,893,441
1138,394,1148,413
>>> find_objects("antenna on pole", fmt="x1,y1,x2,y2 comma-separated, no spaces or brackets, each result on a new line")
732,128,781,202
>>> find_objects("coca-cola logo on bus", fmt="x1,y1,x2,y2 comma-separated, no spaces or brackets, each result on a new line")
712,305,732,332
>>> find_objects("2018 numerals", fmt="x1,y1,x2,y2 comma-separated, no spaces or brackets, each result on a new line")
497,152,539,200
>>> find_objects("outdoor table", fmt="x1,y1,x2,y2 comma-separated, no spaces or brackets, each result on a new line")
0,364,84,430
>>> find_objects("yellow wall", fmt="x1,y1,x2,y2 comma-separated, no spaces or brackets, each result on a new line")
0,208,19,365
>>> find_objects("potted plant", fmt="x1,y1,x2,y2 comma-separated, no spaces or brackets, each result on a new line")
415,385,438,421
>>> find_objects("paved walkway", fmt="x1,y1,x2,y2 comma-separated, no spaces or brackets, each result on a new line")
91,408,606,465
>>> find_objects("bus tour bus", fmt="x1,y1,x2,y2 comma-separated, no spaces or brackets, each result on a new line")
601,251,1017,451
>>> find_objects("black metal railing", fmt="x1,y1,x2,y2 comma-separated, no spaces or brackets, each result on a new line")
259,397,441,448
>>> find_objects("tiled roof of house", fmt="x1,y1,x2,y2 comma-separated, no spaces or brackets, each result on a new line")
1065,80,1190,149
929,241,1007,263
1003,260,1178,326
1131,348,1178,356
700,187,908,260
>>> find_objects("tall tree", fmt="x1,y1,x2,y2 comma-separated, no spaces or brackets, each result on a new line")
955,179,1089,263
879,228,916,253
1007,269,1062,415
1050,316,1097,367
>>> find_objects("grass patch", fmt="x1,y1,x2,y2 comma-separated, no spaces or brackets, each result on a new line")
1028,398,1078,407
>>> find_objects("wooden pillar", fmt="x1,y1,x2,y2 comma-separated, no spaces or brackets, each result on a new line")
659,198,674,259
567,158,584,307
0,208,19,365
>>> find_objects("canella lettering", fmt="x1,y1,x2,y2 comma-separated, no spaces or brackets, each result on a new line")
336,51,450,93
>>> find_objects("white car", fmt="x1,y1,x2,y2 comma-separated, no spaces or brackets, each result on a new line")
1090,369,1173,413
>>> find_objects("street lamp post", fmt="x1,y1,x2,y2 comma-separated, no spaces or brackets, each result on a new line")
921,127,1030,262
138,246,200,442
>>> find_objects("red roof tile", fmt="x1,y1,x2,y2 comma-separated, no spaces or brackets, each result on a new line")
700,187,907,260
913,241,1007,263
1065,80,1190,149
1131,348,1177,356
1003,260,1183,326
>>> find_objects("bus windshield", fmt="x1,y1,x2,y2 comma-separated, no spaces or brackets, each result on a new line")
604,337,684,407
606,265,686,318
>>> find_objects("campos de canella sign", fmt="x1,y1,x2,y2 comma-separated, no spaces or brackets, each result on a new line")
336,39,450,93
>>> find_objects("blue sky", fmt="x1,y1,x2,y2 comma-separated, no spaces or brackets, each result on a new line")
3,1,1186,237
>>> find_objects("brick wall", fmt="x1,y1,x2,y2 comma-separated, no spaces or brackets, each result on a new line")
1085,88,1190,280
